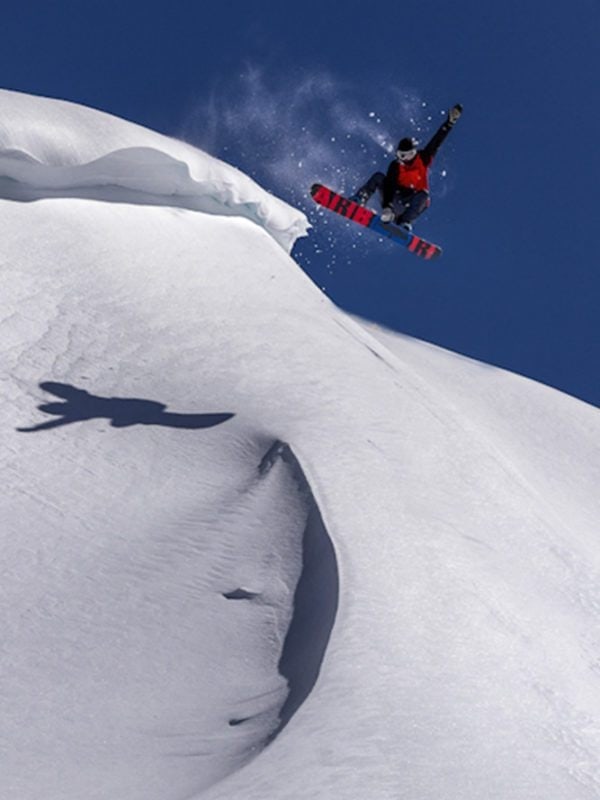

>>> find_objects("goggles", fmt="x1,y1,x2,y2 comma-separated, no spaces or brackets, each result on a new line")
397,148,417,162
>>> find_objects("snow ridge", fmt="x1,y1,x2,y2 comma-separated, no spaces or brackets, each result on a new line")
0,89,309,252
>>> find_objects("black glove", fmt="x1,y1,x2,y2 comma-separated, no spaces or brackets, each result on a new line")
448,103,463,125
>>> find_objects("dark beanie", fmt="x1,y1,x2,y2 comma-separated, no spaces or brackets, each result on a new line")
397,136,418,152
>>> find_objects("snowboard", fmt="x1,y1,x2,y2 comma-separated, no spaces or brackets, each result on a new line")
310,183,442,260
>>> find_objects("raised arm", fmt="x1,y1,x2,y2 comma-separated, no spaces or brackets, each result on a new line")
420,103,463,166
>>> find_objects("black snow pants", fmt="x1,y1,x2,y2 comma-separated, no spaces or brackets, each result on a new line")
357,171,430,224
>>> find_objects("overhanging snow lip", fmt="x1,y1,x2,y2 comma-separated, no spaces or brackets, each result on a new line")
0,88,311,252
0,145,310,253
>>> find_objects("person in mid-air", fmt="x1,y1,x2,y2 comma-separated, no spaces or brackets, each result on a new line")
350,103,463,230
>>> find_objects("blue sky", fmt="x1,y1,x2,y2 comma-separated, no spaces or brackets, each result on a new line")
3,1,599,405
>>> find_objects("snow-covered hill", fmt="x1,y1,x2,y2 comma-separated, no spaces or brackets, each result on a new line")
1,89,599,800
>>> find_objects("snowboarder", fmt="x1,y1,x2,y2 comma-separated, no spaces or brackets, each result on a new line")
350,103,463,230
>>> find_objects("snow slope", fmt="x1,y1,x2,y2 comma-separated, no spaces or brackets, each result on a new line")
1,89,600,800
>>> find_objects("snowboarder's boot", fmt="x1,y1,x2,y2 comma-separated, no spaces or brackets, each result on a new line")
349,190,370,206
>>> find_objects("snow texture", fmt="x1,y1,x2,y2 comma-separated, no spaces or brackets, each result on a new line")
1,89,600,800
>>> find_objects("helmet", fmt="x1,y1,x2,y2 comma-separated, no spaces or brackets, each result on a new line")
397,136,418,152
396,136,418,162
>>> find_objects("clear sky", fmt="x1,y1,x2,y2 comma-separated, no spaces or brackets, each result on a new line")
2,0,599,405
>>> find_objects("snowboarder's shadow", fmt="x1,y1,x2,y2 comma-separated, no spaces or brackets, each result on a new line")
18,382,234,433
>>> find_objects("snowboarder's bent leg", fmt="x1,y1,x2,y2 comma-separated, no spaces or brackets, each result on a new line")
396,190,430,225
350,172,386,205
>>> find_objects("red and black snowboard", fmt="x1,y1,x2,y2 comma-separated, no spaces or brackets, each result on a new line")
310,183,442,261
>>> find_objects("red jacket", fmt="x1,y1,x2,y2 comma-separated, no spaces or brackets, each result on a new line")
383,119,454,204
395,153,430,192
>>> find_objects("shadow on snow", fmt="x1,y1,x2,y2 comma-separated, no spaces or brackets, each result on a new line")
17,382,234,432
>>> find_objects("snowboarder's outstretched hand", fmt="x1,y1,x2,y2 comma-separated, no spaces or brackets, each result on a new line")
448,103,463,125
381,207,395,223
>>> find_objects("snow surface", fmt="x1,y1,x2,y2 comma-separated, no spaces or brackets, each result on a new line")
1,89,600,800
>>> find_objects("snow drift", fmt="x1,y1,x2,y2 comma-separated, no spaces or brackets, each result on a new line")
0,88,309,252
1,89,600,800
